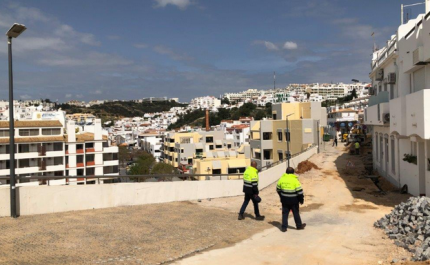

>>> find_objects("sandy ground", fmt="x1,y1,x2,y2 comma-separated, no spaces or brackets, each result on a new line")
178,141,414,265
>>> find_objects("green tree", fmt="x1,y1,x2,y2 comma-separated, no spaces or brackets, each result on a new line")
221,97,230,105
254,109,266,120
151,163,178,174
351,88,358,99
118,146,129,167
265,102,272,116
128,152,155,176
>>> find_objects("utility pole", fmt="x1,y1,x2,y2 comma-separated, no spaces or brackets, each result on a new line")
286,113,294,167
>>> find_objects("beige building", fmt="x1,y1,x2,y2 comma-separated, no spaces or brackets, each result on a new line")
192,147,251,180
250,102,327,168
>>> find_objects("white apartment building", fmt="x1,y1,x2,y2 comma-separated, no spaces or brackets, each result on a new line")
139,133,164,162
0,118,119,186
365,2,430,196
189,96,221,110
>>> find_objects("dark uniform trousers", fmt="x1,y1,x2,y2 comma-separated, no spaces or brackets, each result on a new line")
239,193,260,216
282,203,302,229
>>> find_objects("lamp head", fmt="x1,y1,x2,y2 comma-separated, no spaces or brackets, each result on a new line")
6,23,26,38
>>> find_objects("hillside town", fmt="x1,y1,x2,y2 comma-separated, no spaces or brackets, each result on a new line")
3,1,430,264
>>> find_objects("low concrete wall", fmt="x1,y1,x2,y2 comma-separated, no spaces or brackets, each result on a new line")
0,146,317,217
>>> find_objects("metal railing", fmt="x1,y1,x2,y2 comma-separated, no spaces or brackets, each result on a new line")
257,144,317,171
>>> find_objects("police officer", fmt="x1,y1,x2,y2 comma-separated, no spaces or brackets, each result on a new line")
238,161,265,221
276,167,306,232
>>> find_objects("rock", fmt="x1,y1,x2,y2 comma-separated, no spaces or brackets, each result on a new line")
391,259,399,263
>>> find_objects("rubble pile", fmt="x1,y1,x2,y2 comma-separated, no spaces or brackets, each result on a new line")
374,197,430,261
296,160,320,174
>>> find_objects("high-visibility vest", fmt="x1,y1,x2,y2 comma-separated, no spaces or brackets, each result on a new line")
355,142,360,149
276,173,304,204
243,166,259,194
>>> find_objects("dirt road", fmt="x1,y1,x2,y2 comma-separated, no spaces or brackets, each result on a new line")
178,142,412,265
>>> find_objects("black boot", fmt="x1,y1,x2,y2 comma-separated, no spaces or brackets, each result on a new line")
238,213,245,220
255,215,265,220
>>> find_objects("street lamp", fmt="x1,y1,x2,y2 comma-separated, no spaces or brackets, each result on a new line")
6,23,26,218
285,113,294,167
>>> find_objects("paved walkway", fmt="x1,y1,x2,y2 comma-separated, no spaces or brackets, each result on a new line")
177,142,412,265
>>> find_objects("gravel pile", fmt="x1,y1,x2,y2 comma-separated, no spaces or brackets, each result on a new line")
374,197,430,261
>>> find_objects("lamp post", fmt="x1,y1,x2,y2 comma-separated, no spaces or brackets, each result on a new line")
286,113,294,167
6,23,26,218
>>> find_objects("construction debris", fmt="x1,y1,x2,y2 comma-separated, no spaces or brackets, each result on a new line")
296,160,321,174
374,197,430,261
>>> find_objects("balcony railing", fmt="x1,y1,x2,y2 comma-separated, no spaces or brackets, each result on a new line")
368,91,389,107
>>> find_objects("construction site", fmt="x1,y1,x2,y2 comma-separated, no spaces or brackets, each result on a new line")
0,138,425,264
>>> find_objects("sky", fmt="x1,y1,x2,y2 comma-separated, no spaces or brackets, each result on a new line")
0,0,426,102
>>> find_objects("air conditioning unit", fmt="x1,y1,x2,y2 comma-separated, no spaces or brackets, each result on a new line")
375,69,384,81
383,113,390,124
387,73,396,84
413,46,427,65
368,87,375,95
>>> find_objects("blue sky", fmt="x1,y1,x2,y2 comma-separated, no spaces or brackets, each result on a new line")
0,0,426,102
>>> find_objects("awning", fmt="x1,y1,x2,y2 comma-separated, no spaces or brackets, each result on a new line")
195,143,203,149
215,140,222,145
212,161,222,169
254,148,261,153
228,160,247,168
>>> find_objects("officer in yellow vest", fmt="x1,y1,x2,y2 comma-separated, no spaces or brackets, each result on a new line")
276,167,306,232
355,141,360,155
238,161,265,221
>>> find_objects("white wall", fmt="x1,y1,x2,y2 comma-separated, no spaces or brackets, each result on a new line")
0,147,317,217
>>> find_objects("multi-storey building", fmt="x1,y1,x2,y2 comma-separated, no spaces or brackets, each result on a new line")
189,96,221,110
250,102,327,168
162,131,235,171
0,118,119,186
364,2,430,196
139,133,164,162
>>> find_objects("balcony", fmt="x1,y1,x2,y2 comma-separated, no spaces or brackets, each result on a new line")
405,89,430,139
364,102,389,126
250,139,261,149
390,96,406,135
368,91,389,107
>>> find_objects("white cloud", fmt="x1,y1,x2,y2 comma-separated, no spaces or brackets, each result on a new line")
76,94,83,98
133,43,148,49
19,94,31,100
264,41,279,51
92,90,102,95
153,45,193,61
154,0,192,10
283,41,298,50
54,24,101,46
107,35,120,40
65,94,72,98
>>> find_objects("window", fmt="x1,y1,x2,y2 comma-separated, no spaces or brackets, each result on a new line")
413,67,425,93
227,144,231,149
19,129,39,136
42,128,61,135
77,155,84,163
216,145,222,149
375,134,379,161
272,114,277,120
212,169,221,174
53,143,63,151
278,152,283,161
54,157,63,165
209,145,214,150
263,150,271,160
206,137,214,143
263,132,272,140
0,130,9,137
380,136,383,162
180,149,184,153
180,138,191,144
390,84,395,100
277,131,283,141
18,144,30,153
